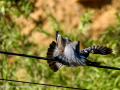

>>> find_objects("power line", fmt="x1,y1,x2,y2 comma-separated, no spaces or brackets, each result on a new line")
0,79,88,90
0,51,120,70
89,65,120,70
0,51,55,61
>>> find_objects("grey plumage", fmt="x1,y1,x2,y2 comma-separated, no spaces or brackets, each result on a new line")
55,44,87,67
47,31,81,72
47,31,112,72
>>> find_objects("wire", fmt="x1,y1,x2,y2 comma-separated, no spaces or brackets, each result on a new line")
0,51,120,70
89,65,120,70
0,51,55,61
0,79,88,90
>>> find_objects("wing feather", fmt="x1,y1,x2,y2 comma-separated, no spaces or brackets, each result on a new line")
79,46,112,57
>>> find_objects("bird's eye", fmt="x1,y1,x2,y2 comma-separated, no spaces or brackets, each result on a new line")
91,50,94,53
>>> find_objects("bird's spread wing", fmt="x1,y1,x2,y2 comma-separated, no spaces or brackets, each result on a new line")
55,44,87,67
79,46,112,57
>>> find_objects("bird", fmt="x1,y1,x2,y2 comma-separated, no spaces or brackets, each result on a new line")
47,31,112,72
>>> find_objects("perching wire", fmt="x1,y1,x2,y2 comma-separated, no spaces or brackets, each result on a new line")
0,51,120,70
0,79,88,90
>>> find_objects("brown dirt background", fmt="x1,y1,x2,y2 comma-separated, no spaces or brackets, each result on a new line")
19,0,120,47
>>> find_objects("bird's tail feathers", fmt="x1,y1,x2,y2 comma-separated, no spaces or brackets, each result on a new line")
47,41,63,72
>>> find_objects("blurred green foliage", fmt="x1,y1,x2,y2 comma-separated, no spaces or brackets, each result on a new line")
79,10,93,35
0,0,120,90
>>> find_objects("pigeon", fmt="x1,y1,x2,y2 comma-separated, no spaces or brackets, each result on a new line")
47,31,80,71
47,31,112,72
